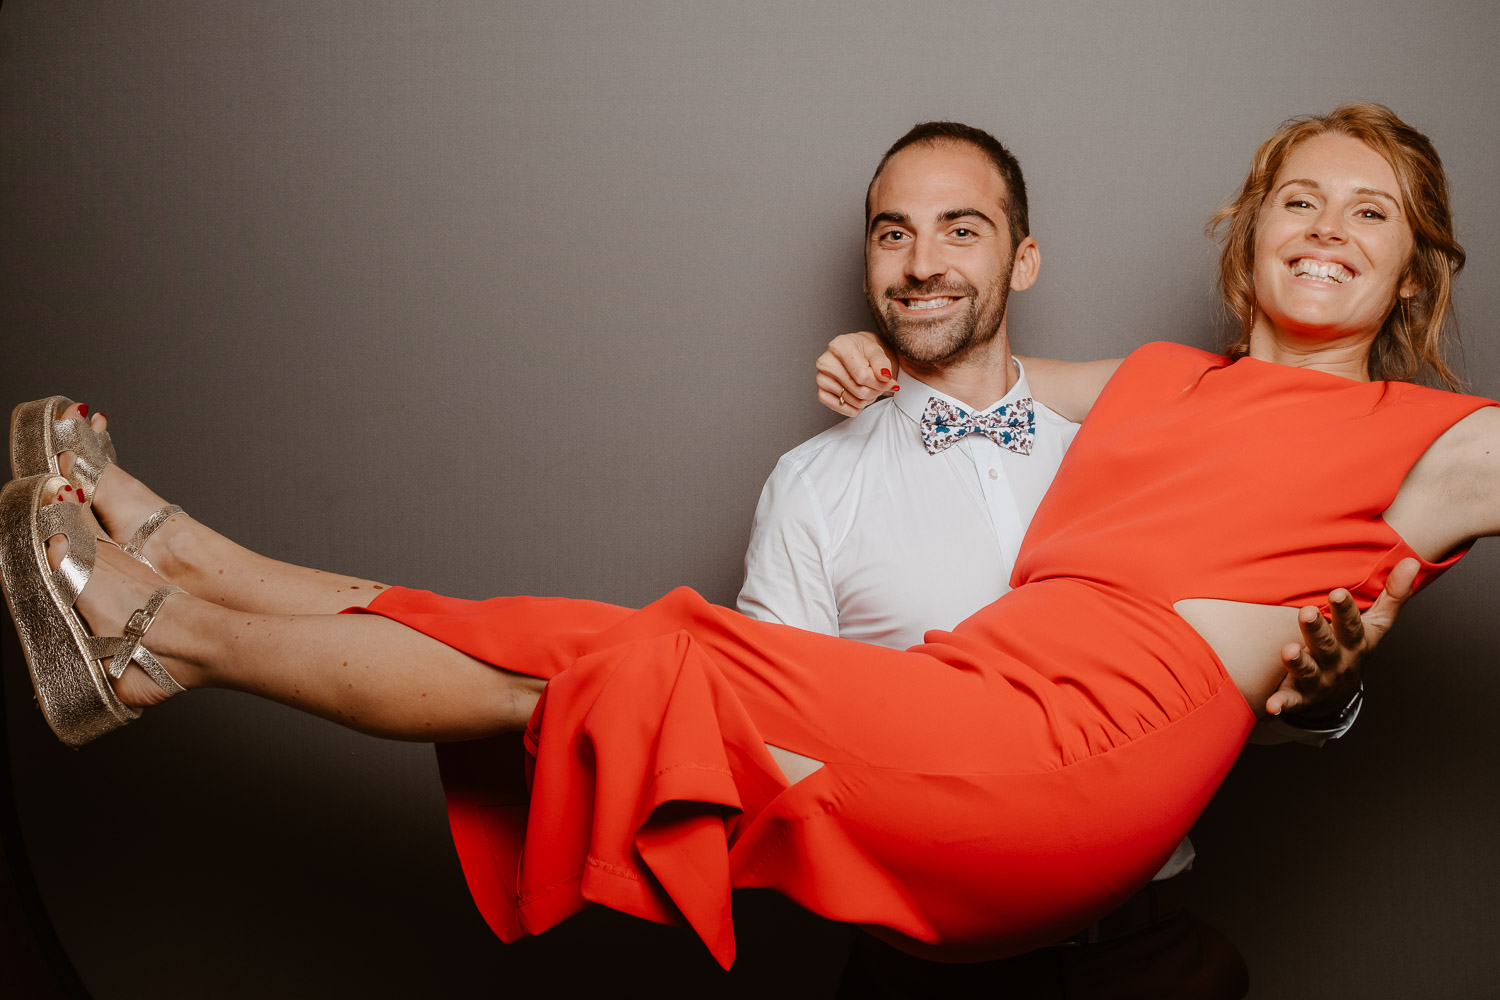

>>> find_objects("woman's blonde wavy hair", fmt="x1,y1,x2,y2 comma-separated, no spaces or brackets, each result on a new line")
1207,103,1464,389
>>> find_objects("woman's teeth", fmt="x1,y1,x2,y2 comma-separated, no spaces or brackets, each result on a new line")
1289,259,1353,283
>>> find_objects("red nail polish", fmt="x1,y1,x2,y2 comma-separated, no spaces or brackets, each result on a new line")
880,368,892,379
77,404,89,418
62,484,73,492
891,384,901,391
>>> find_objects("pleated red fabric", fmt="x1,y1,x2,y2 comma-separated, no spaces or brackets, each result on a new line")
356,343,1494,968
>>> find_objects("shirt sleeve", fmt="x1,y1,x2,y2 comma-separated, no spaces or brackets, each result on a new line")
736,456,840,636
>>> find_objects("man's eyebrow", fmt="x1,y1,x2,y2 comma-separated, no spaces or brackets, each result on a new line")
938,207,999,228
868,207,1000,234
868,210,908,233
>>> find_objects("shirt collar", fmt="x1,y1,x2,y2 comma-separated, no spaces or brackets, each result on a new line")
891,358,1033,425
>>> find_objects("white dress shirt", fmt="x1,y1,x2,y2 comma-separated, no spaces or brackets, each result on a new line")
738,363,1076,647
738,358,1351,882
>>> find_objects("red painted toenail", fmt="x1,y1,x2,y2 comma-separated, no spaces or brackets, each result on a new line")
77,404,89,418
62,485,73,491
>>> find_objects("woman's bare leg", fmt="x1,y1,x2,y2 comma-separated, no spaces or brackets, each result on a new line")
44,409,828,776
56,404,386,615
42,495,543,740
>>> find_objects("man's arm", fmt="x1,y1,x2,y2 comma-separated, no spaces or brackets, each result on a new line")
1253,558,1417,746
737,457,841,636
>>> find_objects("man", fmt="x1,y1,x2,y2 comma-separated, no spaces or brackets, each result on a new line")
738,122,1401,997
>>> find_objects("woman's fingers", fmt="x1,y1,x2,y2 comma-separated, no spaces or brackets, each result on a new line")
815,332,898,415
817,372,879,415
830,332,895,388
815,372,883,415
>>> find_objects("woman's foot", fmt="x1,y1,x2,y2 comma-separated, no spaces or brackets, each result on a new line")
51,403,191,579
40,484,192,708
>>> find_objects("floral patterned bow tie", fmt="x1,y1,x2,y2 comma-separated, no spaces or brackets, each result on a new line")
919,397,1035,456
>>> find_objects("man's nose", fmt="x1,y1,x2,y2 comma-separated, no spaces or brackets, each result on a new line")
906,233,947,281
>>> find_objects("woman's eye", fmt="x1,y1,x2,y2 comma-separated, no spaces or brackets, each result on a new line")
1285,199,1313,210
1357,208,1387,220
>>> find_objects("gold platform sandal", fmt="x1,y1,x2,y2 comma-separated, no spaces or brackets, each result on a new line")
0,473,185,746
10,396,117,498
10,396,183,569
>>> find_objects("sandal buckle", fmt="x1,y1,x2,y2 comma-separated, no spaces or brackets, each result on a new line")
122,607,153,642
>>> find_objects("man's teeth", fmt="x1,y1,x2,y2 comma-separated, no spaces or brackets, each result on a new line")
1289,259,1353,283
906,297,955,310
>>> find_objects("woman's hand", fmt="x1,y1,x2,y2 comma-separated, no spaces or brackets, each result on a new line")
816,331,899,416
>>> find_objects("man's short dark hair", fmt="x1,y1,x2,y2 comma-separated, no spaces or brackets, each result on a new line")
867,122,1029,251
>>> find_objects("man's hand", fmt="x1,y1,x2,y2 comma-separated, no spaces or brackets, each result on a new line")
1266,557,1419,720
816,331,898,416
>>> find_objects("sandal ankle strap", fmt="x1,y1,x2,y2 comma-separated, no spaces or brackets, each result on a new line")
121,504,183,567
104,584,182,675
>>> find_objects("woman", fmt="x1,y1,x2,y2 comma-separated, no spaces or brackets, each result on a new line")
1,103,1496,969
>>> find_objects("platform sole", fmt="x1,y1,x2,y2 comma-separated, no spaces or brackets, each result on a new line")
0,474,136,746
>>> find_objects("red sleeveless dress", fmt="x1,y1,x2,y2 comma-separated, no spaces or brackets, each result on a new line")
358,342,1494,968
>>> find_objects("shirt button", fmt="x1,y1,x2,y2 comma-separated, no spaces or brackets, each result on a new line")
988,468,999,480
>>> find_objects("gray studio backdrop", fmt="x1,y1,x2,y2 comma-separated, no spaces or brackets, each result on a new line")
3,3,1498,998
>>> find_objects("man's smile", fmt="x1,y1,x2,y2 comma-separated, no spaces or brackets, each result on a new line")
898,296,962,312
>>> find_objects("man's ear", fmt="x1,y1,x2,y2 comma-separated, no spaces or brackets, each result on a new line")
1010,236,1041,292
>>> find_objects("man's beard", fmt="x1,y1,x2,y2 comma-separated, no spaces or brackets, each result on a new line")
867,266,1013,366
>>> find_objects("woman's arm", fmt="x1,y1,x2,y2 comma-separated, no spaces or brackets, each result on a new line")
1385,406,1500,559
812,330,1122,422
1013,356,1122,424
